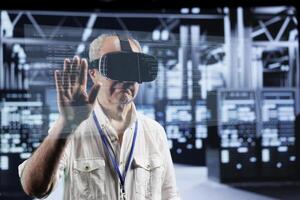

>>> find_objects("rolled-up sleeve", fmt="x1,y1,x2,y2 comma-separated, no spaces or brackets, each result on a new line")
18,134,71,198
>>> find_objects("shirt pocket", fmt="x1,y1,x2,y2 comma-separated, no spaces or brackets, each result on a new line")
72,158,106,199
133,156,163,200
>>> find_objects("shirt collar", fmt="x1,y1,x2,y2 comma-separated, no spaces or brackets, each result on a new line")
93,101,138,137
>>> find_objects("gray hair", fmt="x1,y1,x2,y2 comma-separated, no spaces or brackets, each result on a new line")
89,33,142,61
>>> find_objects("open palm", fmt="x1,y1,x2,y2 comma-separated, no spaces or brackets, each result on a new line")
55,56,101,125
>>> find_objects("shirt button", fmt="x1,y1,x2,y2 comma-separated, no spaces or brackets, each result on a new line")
85,165,90,171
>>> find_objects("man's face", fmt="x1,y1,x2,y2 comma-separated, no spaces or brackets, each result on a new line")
90,36,140,106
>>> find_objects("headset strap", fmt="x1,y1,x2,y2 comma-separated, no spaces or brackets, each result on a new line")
117,34,133,52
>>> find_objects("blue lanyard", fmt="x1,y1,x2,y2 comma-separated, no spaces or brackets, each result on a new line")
92,111,138,188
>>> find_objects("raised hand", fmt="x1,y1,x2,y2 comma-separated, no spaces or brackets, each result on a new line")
54,56,101,126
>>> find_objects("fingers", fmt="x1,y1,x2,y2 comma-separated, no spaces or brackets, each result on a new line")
79,58,88,88
70,56,80,92
62,58,75,99
71,56,80,81
60,56,89,99
55,70,63,93
88,83,101,104
63,58,71,72
62,58,71,87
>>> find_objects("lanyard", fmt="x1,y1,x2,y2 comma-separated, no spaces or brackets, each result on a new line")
92,111,138,199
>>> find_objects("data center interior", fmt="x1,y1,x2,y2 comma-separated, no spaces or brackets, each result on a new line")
0,6,300,200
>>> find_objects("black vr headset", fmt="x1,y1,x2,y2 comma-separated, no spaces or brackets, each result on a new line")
90,35,158,83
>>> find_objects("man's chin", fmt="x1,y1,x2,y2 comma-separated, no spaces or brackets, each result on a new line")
117,94,134,105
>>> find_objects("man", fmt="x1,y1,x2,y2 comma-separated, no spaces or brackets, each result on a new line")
18,34,180,200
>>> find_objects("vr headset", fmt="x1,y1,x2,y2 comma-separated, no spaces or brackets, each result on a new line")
90,35,158,83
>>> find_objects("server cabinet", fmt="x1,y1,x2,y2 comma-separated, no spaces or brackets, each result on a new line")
259,88,297,180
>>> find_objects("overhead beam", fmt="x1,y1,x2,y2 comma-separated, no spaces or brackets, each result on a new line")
25,12,46,39
253,41,298,47
7,10,224,19
251,15,282,38
76,13,97,55
258,20,274,41
275,17,290,41
2,37,88,45
11,11,23,27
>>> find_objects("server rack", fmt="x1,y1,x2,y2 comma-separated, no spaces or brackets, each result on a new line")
163,99,206,165
217,90,259,182
259,88,298,180
208,88,299,183
0,90,47,199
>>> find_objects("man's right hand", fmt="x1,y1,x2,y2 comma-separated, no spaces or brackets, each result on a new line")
54,56,101,128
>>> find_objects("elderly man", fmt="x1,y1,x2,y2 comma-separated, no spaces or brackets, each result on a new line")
18,34,180,200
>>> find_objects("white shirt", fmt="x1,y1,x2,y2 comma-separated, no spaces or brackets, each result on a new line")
18,102,181,200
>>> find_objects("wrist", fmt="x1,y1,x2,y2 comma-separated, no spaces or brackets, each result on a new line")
57,115,80,137
58,115,80,126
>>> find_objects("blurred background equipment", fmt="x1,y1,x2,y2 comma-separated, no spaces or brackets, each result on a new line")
259,88,297,180
207,88,298,183
0,90,47,200
213,90,259,183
